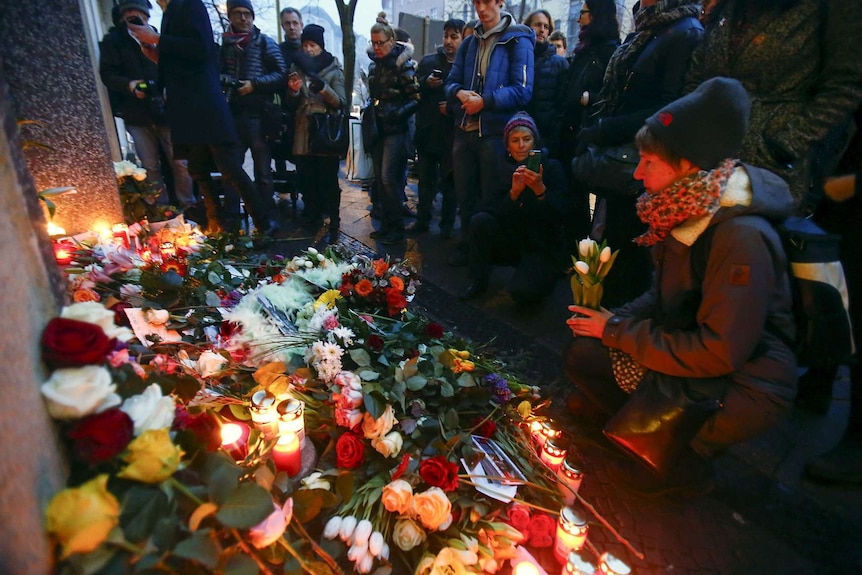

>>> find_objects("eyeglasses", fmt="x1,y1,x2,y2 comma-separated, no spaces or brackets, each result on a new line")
370,39,392,48
231,10,254,19
580,9,590,14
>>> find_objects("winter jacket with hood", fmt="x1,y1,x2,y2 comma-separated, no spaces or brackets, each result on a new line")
603,164,798,403
444,13,535,138
287,56,346,156
367,42,421,137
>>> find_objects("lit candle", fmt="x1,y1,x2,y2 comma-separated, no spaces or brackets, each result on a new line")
250,390,279,438
272,432,301,476
220,422,249,460
563,552,596,575
532,419,561,448
513,562,541,575
47,221,66,238
556,456,584,506
540,437,567,472
554,506,588,564
112,223,130,248
597,553,630,575
277,398,305,446
53,241,75,266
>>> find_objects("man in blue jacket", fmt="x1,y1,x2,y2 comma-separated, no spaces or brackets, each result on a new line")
444,0,534,266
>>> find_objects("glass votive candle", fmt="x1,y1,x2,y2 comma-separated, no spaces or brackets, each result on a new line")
540,437,567,472
277,398,305,446
272,432,302,476
562,551,596,575
533,419,562,448
220,422,249,460
556,455,584,506
597,552,631,575
250,389,279,438
554,506,589,564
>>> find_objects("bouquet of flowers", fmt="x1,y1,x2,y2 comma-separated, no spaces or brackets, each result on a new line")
114,160,175,224
570,238,619,310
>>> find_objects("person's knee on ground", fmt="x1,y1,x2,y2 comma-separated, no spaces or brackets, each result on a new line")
563,337,627,417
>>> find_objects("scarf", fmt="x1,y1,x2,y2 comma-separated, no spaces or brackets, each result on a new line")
293,50,335,75
634,159,738,246
600,0,701,116
222,31,252,50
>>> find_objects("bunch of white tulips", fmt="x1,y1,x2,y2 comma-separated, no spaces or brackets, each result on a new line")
323,515,390,574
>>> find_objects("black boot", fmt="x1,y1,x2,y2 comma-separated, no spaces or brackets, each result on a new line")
609,449,715,498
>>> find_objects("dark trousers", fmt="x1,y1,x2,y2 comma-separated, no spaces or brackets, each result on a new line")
234,111,274,213
452,130,505,234
564,337,791,457
187,142,272,229
416,148,456,230
296,155,342,229
371,132,411,233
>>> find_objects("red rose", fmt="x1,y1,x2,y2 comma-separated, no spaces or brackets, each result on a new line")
472,417,498,438
110,302,133,327
173,406,221,452
386,288,407,316
66,408,134,465
425,322,444,339
419,455,460,492
367,334,384,353
41,317,115,368
336,432,366,469
507,503,531,533
392,453,411,480
527,513,556,548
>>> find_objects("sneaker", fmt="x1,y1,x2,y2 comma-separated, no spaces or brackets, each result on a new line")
379,231,405,245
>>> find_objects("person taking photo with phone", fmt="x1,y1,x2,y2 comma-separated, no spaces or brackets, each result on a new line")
460,112,570,305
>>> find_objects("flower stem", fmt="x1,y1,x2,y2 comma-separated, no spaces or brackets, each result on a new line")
288,520,348,574
231,529,277,575
167,477,204,506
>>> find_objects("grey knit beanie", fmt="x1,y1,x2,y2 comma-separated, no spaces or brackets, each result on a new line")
644,77,750,170
117,0,151,17
227,0,255,17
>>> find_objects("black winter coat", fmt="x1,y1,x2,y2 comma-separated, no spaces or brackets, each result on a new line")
367,43,421,137
99,24,164,126
414,48,454,154
158,0,237,146
219,27,286,116
526,42,568,156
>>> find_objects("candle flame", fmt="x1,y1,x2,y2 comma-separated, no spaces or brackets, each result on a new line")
47,222,66,237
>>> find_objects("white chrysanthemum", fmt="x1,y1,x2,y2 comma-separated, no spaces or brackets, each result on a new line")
330,326,355,346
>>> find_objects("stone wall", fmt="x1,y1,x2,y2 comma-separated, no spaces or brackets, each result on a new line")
0,62,67,575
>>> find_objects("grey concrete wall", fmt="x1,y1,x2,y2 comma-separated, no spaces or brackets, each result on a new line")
0,0,122,235
0,64,68,575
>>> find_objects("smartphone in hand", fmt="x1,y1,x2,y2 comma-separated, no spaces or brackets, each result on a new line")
525,149,542,173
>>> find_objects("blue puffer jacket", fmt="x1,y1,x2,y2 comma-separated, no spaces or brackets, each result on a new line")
527,41,568,156
219,26,286,115
445,13,534,138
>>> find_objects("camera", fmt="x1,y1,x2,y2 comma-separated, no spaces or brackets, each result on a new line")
135,79,157,94
219,75,244,104
431,69,443,79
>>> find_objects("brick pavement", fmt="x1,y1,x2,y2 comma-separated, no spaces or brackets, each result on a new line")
262,165,862,575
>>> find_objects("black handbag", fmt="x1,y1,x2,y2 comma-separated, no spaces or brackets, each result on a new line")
571,144,641,197
308,110,349,158
260,99,285,141
602,372,723,477
360,104,379,150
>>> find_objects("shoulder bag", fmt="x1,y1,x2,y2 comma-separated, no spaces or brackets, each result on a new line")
571,143,642,198
308,108,350,158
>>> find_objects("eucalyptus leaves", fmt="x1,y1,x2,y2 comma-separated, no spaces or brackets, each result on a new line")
570,238,619,310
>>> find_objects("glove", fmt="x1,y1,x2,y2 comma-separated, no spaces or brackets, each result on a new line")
308,75,325,94
574,124,602,157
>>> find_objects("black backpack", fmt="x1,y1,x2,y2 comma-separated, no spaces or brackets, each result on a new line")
692,216,853,369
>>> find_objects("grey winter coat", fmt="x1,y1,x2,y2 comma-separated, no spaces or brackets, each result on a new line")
287,57,346,156
603,164,798,402
686,0,862,211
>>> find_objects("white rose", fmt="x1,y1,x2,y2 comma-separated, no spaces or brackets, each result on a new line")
300,472,331,491
248,499,293,549
61,302,134,342
41,365,120,420
144,309,170,326
335,370,362,391
392,518,426,551
120,383,175,435
196,350,227,378
371,431,403,458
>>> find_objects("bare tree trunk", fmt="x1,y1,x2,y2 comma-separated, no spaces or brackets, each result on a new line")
334,0,359,110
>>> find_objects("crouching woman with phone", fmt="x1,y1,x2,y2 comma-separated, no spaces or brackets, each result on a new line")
460,112,571,305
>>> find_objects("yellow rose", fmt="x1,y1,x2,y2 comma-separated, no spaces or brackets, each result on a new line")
381,479,413,515
372,431,403,458
430,548,472,575
414,554,436,575
412,487,452,531
45,475,119,558
117,428,183,483
362,404,396,439
392,517,427,551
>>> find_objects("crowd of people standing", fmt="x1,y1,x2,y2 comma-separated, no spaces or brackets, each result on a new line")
103,0,862,490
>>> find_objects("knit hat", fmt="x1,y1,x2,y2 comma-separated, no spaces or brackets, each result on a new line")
116,0,150,17
226,0,254,17
503,111,539,143
301,24,325,50
644,77,750,170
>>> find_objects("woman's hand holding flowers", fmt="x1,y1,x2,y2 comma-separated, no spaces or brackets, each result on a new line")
567,304,613,339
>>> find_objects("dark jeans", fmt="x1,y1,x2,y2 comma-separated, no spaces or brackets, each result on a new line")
371,132,411,233
563,337,790,457
452,129,505,234
234,111,274,214
187,141,272,229
296,155,342,228
416,148,456,230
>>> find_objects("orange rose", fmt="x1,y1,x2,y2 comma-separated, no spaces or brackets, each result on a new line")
372,259,389,277
355,278,374,297
389,276,405,292
73,288,101,303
